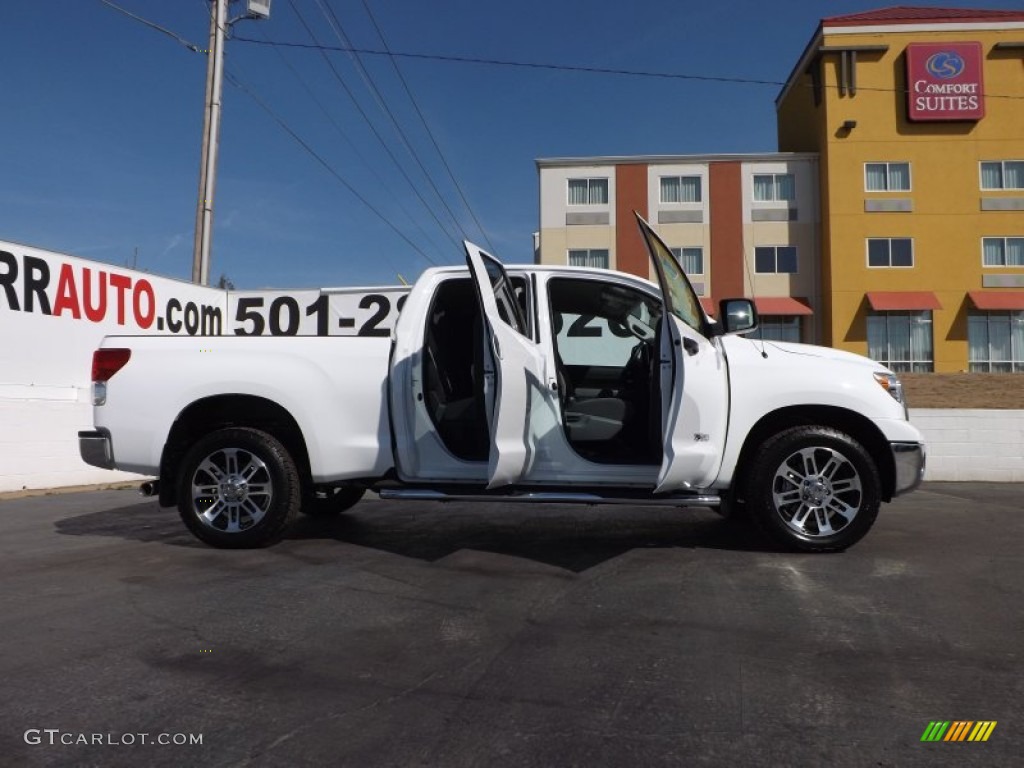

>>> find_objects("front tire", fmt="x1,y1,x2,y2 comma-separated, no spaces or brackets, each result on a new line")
744,426,881,553
176,427,301,548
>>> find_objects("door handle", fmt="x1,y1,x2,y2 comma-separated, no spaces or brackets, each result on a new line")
683,337,699,356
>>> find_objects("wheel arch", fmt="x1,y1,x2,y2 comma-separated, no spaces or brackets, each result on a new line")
733,405,896,502
159,395,311,507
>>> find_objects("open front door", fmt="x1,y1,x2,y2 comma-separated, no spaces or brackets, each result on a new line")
464,242,546,488
635,214,729,492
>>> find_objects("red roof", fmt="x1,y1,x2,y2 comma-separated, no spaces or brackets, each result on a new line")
753,297,814,316
968,290,1024,310
866,291,943,311
824,6,1024,26
699,297,815,317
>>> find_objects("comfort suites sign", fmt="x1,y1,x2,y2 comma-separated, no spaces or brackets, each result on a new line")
906,42,984,121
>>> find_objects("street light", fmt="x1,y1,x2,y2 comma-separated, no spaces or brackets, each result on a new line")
191,0,272,285
245,1,272,20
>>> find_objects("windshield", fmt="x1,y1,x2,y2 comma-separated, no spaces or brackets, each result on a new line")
634,214,705,333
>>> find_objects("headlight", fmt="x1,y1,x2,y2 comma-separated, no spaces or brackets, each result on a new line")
873,371,904,404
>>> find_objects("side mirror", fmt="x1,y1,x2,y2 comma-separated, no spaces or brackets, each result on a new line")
719,298,758,335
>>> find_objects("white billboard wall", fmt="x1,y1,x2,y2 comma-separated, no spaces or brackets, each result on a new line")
0,240,406,492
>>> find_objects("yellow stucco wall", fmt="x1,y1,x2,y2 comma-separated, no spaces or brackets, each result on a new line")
779,26,1024,371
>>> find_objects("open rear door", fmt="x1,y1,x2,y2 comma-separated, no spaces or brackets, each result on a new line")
464,242,546,488
635,214,729,492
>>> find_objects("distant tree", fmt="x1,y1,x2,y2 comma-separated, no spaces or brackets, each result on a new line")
216,273,235,290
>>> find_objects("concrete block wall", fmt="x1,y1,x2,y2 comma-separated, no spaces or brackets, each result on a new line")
909,409,1024,482
0,400,1020,493
0,393,145,493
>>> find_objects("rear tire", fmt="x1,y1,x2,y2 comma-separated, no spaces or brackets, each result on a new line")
302,486,365,517
744,426,881,553
176,427,301,549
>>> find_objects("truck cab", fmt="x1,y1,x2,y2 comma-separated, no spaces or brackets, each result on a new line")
390,221,735,494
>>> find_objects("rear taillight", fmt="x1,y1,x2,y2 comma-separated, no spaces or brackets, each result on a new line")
92,348,132,383
92,349,131,406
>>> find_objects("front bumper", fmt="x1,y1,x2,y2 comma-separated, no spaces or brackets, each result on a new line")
891,441,926,496
79,430,115,470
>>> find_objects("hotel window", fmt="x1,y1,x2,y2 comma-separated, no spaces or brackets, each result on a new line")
660,176,702,204
753,173,795,202
670,247,704,275
867,311,934,372
567,178,608,205
865,162,910,191
982,237,1024,267
867,238,913,268
749,316,801,343
969,311,1024,372
980,161,1024,190
567,249,609,269
754,246,797,274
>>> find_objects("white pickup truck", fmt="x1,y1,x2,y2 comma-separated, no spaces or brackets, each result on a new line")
80,216,924,552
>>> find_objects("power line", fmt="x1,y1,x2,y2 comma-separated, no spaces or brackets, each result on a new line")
97,0,447,268
314,0,479,250
232,36,786,85
285,0,464,252
232,35,1024,101
257,26,451,263
94,2,1024,103
224,69,438,267
359,0,496,252
98,0,203,52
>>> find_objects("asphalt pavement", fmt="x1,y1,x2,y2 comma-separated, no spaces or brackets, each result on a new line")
0,483,1021,767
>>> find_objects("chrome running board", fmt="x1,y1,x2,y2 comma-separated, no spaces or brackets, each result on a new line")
377,488,721,507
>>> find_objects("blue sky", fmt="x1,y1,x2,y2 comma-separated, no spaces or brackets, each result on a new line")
2,0,1021,288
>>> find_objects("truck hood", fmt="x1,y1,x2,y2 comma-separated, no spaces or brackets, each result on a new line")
755,340,887,371
718,335,908,425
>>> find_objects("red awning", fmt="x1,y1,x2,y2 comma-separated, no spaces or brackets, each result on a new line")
865,291,942,311
753,296,814,316
699,297,716,316
967,291,1024,310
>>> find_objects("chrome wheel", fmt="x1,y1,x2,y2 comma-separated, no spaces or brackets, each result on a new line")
771,446,863,538
178,427,300,549
190,447,274,533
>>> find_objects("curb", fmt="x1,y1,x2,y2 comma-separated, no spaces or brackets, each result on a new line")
0,481,149,501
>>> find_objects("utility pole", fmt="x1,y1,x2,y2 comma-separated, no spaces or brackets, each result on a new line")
190,1,272,285
191,0,228,285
